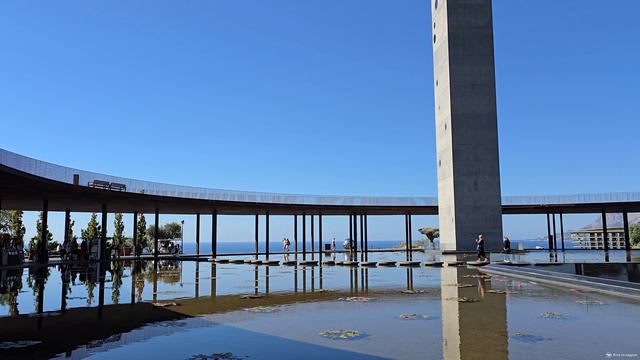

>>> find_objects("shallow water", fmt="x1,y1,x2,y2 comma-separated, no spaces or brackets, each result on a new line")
1,251,639,359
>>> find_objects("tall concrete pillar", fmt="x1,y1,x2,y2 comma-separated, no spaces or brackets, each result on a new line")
431,0,503,251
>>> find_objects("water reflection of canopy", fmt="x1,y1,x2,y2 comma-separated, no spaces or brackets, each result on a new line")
1,148,639,215
0,291,350,358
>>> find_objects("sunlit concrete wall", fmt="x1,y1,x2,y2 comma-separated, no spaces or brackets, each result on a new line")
431,0,503,251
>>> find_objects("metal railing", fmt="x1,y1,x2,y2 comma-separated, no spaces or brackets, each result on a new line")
2,148,639,207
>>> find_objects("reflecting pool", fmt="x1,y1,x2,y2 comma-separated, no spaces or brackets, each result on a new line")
1,251,639,359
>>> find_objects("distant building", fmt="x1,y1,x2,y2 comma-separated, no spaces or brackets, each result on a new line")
571,228,626,249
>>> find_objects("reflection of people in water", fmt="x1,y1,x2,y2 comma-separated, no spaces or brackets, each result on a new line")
477,278,486,299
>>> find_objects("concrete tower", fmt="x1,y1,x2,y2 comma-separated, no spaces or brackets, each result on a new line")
431,0,503,252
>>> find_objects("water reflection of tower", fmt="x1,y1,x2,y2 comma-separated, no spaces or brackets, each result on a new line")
441,255,508,360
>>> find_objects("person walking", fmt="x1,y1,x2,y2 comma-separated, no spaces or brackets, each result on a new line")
331,237,336,252
502,236,512,262
502,236,511,253
476,234,487,262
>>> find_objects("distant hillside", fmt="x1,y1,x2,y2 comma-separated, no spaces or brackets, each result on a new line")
582,213,640,229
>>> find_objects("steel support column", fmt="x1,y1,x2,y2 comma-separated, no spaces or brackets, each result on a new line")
408,214,413,260
63,209,71,247
153,208,159,258
101,204,108,261
294,215,298,257
265,211,270,259
404,214,409,261
254,214,259,259
302,213,306,260
349,215,353,251
546,212,552,250
319,214,323,258
353,215,358,255
39,200,49,263
364,214,369,261
560,212,565,252
196,213,200,256
552,213,557,251
133,212,138,257
311,214,314,259
212,210,218,258
623,210,631,252
359,214,364,262
602,211,609,251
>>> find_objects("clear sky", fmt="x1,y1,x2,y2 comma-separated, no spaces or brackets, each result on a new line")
1,0,639,243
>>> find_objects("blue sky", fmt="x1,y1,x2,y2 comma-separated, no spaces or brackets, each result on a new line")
1,0,639,243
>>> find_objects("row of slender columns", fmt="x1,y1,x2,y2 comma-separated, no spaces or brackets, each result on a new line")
40,204,220,262
19,200,638,265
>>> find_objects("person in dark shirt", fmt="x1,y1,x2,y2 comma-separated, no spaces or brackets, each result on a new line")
502,236,512,254
475,234,487,261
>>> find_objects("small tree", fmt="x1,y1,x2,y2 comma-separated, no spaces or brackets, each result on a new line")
113,213,125,253
0,210,10,233
28,212,55,255
136,213,148,252
81,213,101,241
630,223,640,248
146,224,164,240
9,210,26,250
67,219,78,247
418,227,440,244
163,222,182,239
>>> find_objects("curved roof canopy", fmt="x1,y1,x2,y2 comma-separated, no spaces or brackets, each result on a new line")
1,148,639,215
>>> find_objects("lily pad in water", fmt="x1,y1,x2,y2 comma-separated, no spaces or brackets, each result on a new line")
398,313,430,320
319,329,366,340
338,296,373,302
187,352,248,360
576,299,604,305
244,306,280,313
541,312,571,319
240,294,264,300
401,289,426,294
153,302,179,308
512,332,550,343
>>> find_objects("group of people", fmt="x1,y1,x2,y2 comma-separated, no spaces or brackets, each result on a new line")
282,238,291,252
57,239,87,261
475,234,511,262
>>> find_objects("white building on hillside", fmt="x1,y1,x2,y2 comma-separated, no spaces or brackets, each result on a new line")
571,228,626,250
